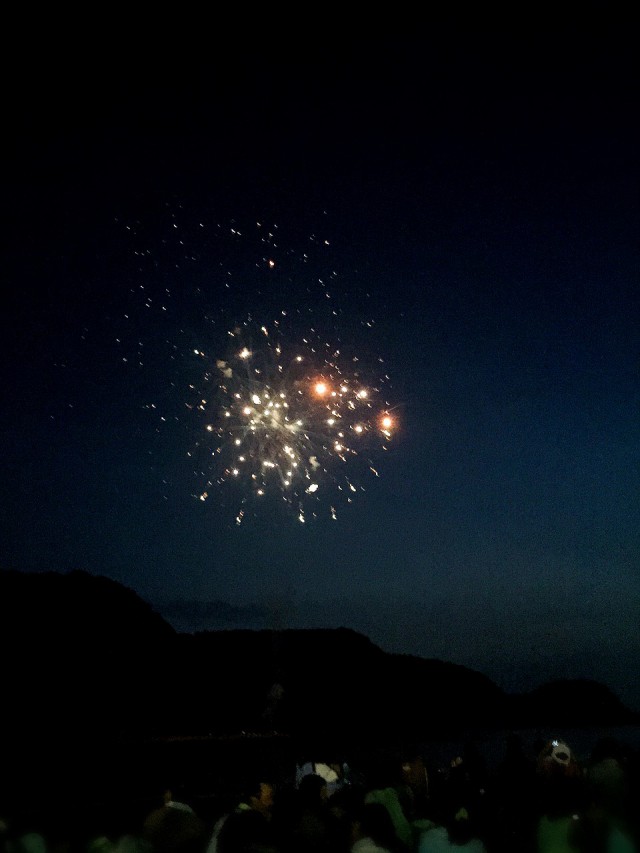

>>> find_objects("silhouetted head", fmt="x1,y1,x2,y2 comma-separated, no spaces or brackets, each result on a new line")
297,773,328,808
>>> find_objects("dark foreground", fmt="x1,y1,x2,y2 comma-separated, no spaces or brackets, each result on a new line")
4,724,640,818
2,725,640,853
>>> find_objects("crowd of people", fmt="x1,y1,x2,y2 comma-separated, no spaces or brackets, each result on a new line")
1,732,638,853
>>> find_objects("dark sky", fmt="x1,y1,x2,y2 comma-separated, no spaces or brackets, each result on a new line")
2,28,639,710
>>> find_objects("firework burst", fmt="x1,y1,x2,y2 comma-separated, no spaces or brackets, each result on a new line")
189,320,395,523
115,210,399,523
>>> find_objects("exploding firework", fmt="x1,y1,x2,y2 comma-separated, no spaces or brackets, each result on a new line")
115,210,399,523
188,320,395,523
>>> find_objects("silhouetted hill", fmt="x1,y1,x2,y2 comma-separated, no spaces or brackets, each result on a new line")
509,678,636,728
1,569,636,749
169,627,511,743
0,568,176,738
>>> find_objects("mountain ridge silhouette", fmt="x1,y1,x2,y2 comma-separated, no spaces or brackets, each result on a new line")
1,568,636,746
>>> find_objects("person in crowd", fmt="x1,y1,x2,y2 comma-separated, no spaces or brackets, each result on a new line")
142,782,206,853
363,755,414,850
275,772,339,853
397,753,432,823
208,776,279,853
571,737,638,853
350,802,405,853
586,738,632,825
443,747,490,843
417,802,488,853
533,739,586,853
488,732,539,851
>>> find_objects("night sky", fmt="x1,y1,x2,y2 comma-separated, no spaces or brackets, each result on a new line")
2,28,639,710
